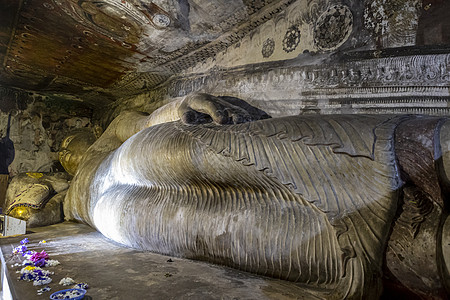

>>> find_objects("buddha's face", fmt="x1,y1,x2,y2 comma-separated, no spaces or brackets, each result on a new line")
59,130,97,176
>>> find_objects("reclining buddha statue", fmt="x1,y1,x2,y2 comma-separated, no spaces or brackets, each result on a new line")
59,93,449,299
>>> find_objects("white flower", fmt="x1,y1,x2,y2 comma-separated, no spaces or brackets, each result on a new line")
33,277,52,286
45,260,60,267
59,277,75,286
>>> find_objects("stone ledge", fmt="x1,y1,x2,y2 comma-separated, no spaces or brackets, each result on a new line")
0,222,318,300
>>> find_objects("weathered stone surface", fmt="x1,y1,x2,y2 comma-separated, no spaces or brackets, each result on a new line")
60,95,449,299
0,0,449,107
382,117,450,298
0,222,322,300
0,0,448,298
0,86,94,175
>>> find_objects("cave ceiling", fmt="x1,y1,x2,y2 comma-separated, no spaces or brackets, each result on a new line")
0,0,284,106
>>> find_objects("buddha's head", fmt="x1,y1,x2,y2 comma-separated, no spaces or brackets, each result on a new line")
59,129,98,176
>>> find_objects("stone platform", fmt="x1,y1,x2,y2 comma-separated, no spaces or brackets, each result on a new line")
0,222,319,300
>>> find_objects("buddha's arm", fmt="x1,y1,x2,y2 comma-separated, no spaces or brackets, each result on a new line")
145,93,269,128
97,93,270,152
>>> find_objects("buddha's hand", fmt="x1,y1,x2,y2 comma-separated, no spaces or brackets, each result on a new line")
178,93,270,125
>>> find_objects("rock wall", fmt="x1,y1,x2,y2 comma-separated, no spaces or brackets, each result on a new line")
0,86,93,176
104,0,450,125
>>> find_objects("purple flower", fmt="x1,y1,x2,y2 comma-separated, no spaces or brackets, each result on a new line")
12,245,27,255
20,273,34,281
34,258,46,267
20,238,29,245
30,250,49,262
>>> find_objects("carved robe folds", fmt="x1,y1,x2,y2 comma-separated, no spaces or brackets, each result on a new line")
64,114,449,299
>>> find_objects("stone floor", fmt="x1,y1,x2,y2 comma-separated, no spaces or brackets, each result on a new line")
0,222,320,300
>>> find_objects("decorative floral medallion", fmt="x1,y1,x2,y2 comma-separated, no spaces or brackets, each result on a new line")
314,5,353,51
282,25,301,53
262,38,275,58
152,14,171,28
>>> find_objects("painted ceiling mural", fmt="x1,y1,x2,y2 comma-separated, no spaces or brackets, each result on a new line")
0,0,449,107
0,0,290,105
